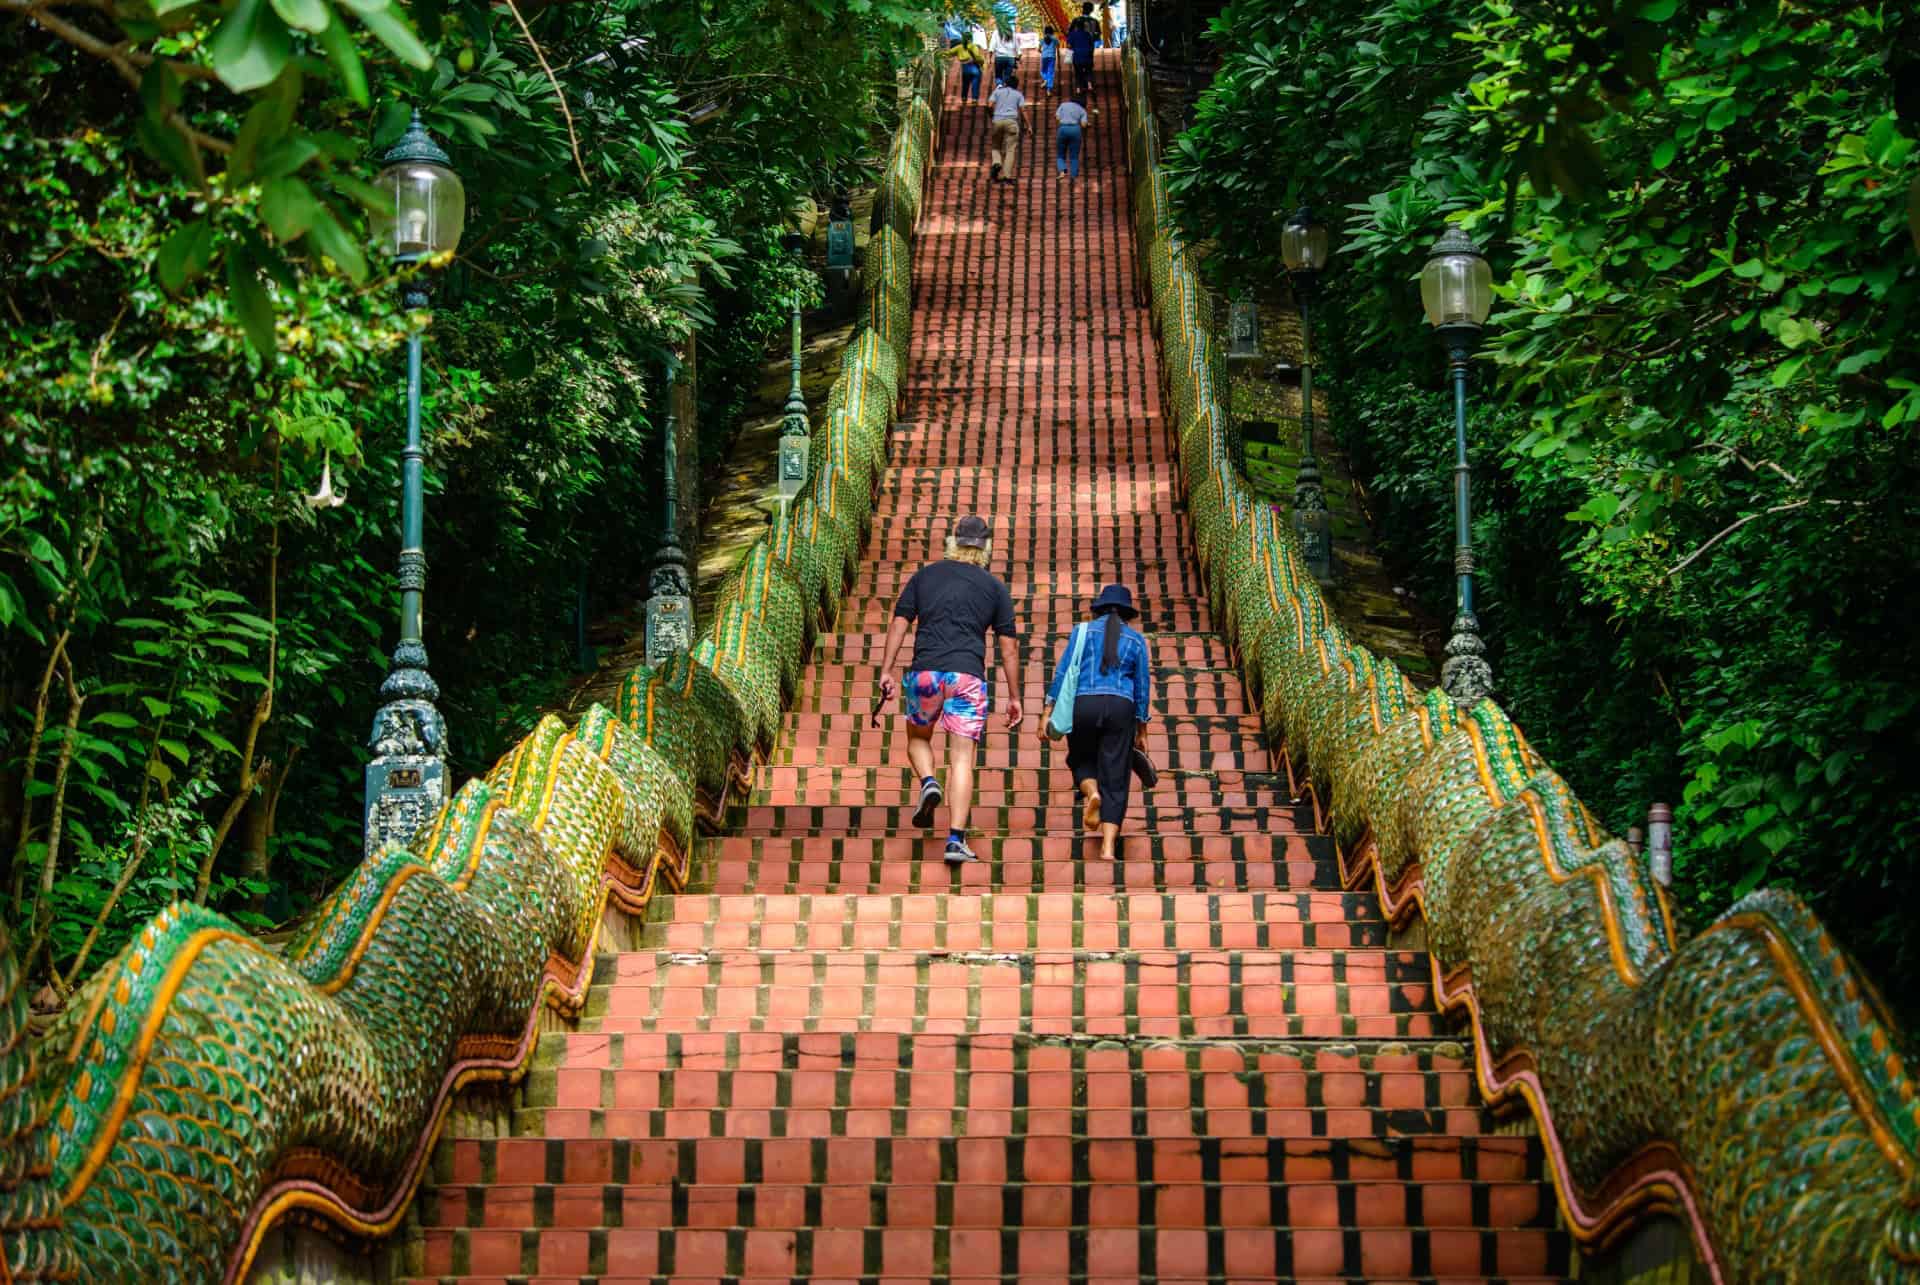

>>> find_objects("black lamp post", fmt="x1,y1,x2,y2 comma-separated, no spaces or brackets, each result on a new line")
1281,205,1334,584
363,111,465,855
644,359,694,670
1420,226,1496,704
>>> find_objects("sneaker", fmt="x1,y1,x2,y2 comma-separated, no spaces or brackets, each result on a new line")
944,837,981,865
912,778,944,829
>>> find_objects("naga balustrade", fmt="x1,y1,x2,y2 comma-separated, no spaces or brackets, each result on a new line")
0,48,944,1285
1119,40,1920,1284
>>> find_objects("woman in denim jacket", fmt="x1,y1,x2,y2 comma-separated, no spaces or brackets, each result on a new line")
1040,584,1154,859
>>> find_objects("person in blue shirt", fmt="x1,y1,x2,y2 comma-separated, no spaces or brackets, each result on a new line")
1041,584,1154,860
1039,25,1059,94
1067,4,1098,95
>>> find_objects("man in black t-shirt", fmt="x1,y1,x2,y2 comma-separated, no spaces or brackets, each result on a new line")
875,515,1025,865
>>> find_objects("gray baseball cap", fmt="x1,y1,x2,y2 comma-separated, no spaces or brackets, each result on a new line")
953,515,991,547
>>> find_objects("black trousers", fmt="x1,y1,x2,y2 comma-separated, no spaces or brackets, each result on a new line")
1067,694,1137,825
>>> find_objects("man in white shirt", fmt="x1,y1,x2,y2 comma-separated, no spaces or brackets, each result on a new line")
987,73,1029,185
989,27,1019,86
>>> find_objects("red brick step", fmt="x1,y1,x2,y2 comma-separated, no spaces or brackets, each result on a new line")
581,947,1438,1041
643,892,1391,952
694,833,1335,895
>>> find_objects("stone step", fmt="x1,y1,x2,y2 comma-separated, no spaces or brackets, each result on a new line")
833,583,1205,622
429,1131,1554,1195
758,720,1266,753
854,513,1197,540
692,834,1334,896
580,947,1437,1040
514,1033,1488,1142
411,1215,1567,1282
823,603,1227,640
888,439,1188,470
759,750,1279,794
778,693,1254,722
771,716,1259,763
745,762,1276,804
425,1179,1556,1232
792,651,1241,681
719,803,1312,841
643,891,1388,953
785,669,1252,705
412,1267,1566,1275
525,1029,1473,1074
800,635,1235,671
857,524,1202,560
512,1101,1494,1146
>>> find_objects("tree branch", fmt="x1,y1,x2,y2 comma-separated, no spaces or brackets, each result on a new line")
23,660,84,974
60,667,171,989
502,0,588,184
9,516,101,903
1661,499,1859,581
193,451,279,904
11,3,232,155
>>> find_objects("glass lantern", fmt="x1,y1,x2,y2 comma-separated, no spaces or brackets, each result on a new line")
372,112,465,262
1280,205,1330,275
1420,226,1494,329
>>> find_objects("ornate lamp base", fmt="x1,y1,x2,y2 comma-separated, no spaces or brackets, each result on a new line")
1292,457,1335,586
1440,612,1494,704
363,642,448,855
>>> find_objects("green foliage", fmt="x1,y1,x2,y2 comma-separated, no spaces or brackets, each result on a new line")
3,0,925,989
1169,0,1920,1004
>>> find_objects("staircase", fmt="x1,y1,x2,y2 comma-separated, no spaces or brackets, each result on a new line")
404,53,1572,1284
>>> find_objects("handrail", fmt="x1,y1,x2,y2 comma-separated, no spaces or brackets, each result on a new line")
0,45,942,1285
1119,40,1920,1283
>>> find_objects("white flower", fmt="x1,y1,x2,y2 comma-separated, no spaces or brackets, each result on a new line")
304,451,347,510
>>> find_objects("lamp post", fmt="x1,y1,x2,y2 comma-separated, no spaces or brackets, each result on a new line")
363,111,465,856
644,359,695,670
1420,225,1496,705
778,233,811,510
1281,205,1334,584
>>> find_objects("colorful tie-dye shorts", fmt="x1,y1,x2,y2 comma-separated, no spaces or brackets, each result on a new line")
903,670,988,741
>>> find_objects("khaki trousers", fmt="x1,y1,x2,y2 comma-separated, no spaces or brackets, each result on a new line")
991,119,1021,177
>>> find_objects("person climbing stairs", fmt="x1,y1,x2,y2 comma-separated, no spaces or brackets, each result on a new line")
402,49,1572,1284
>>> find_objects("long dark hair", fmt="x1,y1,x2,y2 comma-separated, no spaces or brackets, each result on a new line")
1097,606,1124,672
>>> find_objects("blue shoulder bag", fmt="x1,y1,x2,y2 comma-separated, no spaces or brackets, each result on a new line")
1046,623,1088,738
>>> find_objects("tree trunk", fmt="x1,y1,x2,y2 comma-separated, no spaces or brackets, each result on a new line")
242,749,297,920
24,668,84,975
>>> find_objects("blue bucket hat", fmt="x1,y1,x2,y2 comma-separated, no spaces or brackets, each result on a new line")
1090,584,1138,619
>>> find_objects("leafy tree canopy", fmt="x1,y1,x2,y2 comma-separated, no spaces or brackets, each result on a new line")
2,0,927,989
1166,0,1920,1005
